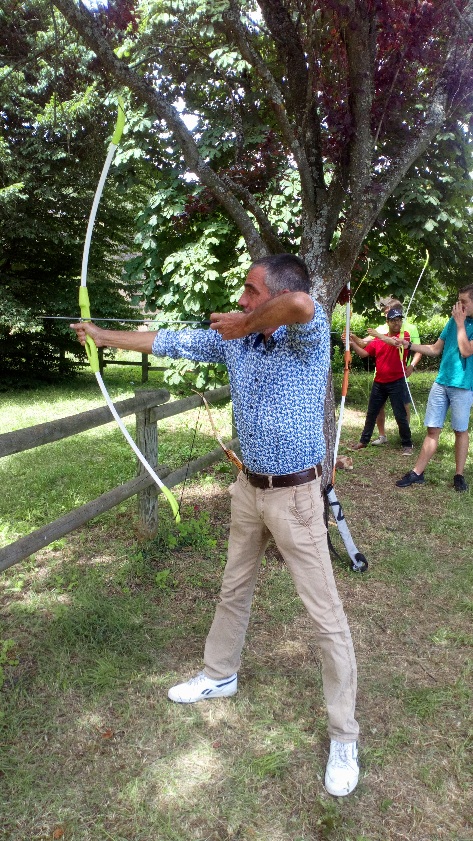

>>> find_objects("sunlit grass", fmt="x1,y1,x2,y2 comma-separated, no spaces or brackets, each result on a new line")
0,364,234,546
1,368,472,841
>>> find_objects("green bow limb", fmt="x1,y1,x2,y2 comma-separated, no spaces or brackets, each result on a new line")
78,286,99,373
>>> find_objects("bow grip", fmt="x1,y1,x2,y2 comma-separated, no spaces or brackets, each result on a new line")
112,97,126,146
78,287,100,373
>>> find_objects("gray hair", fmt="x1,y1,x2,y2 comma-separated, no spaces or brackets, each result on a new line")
251,254,311,295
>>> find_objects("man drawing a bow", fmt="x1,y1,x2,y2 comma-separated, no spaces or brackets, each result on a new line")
71,253,360,797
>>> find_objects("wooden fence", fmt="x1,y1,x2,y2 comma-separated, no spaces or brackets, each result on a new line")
96,348,165,382
0,385,238,574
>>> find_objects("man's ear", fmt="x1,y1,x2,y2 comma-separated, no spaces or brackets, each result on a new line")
268,288,291,299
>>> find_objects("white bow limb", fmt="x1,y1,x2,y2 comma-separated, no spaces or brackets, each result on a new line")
79,98,180,522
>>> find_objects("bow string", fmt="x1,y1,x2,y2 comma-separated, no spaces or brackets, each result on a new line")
332,279,352,483
399,249,430,423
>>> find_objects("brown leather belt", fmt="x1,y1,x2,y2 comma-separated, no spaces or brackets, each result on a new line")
242,464,322,489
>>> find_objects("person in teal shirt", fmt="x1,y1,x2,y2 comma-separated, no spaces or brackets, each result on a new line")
395,284,473,492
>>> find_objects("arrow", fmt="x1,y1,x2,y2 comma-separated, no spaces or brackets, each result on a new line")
38,316,211,325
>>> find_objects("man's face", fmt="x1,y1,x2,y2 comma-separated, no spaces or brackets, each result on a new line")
458,293,473,318
387,316,403,335
238,266,273,313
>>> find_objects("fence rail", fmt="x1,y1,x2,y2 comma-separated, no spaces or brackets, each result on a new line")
0,389,170,458
96,348,165,382
0,385,236,573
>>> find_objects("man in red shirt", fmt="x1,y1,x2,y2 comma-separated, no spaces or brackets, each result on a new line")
348,307,413,454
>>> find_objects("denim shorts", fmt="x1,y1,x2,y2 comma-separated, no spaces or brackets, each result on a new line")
424,381,473,432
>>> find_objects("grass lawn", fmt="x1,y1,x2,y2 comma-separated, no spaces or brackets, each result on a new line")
0,363,472,841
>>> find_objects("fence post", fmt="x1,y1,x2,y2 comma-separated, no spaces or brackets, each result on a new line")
135,389,159,536
141,353,149,383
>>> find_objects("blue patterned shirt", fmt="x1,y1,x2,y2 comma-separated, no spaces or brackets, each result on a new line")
152,299,330,473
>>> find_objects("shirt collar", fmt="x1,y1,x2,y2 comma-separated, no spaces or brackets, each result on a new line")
253,325,286,346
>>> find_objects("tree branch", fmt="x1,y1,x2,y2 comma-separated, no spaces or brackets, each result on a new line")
338,91,447,269
328,0,472,274
220,174,285,253
51,0,270,259
338,2,377,193
447,0,473,35
372,0,417,148
257,0,325,192
222,0,316,216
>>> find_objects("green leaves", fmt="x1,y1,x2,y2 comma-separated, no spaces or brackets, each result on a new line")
358,122,473,316
0,1,149,379
209,47,251,73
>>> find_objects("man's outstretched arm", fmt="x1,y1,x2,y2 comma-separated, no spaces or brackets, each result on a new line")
394,335,444,357
71,289,316,348
347,334,370,358
70,322,157,353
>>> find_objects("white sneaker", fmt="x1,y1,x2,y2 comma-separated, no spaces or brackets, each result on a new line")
324,740,359,796
371,435,387,446
168,671,237,703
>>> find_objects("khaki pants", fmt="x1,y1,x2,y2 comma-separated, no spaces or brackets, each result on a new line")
204,471,359,742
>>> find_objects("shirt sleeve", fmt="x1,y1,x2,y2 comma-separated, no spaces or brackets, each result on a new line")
283,298,329,352
439,318,453,343
365,340,377,358
151,328,227,364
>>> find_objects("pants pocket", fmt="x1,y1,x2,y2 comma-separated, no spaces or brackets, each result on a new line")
288,482,317,527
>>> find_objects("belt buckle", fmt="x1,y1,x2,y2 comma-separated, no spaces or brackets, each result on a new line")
267,475,273,489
